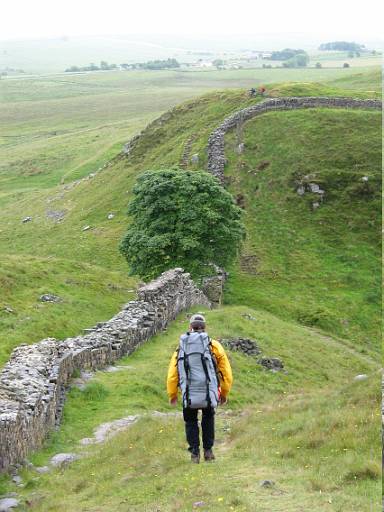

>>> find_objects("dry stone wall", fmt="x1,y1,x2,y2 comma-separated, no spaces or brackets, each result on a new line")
207,96,382,183
0,268,210,472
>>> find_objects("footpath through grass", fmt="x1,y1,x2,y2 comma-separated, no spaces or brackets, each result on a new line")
1,305,379,511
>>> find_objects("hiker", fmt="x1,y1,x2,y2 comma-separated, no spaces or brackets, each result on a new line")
167,313,233,463
259,86,266,96
249,87,257,97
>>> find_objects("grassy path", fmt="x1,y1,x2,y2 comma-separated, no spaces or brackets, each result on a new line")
1,305,380,510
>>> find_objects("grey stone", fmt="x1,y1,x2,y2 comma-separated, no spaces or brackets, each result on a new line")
80,416,139,445
260,480,275,488
191,153,199,164
82,225,91,231
0,498,19,511
46,210,66,222
222,338,261,356
35,466,50,474
258,357,284,371
354,374,368,381
22,217,32,223
312,202,320,210
2,307,14,314
107,213,114,220
39,294,61,303
296,186,305,196
237,142,245,154
361,176,369,182
50,453,79,468
11,476,22,485
308,183,320,193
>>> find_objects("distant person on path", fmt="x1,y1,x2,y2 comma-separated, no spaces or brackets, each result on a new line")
167,314,233,463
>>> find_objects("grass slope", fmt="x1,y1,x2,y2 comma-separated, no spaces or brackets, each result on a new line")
223,108,381,352
0,75,381,365
1,305,379,510
0,71,381,510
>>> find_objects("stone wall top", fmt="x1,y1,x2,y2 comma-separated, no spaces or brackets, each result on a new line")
207,96,382,183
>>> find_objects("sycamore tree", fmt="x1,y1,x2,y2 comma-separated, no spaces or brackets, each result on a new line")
119,169,245,280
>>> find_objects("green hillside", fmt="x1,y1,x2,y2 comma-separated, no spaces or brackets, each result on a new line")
0,71,381,509
224,108,381,352
1,306,380,510
0,76,381,364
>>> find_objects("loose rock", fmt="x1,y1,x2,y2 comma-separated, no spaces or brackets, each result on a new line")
222,338,261,356
260,479,275,488
35,466,50,474
258,357,284,372
50,453,79,468
22,217,32,223
11,476,22,485
354,374,368,381
0,498,19,511
39,294,61,303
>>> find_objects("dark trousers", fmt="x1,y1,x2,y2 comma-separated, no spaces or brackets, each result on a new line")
183,407,215,454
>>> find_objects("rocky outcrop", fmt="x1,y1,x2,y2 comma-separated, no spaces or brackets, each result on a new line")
207,97,382,183
0,268,210,473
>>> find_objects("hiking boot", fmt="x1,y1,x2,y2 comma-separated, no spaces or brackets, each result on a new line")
204,449,215,461
191,451,200,464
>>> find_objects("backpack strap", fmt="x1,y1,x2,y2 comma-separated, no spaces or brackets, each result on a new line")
200,334,212,407
182,333,191,407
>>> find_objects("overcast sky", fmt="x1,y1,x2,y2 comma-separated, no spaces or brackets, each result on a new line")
1,0,383,41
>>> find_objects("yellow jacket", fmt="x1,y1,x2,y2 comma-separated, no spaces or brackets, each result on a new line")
167,338,233,401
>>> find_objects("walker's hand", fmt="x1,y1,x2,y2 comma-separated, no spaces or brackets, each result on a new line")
169,398,178,407
220,396,228,405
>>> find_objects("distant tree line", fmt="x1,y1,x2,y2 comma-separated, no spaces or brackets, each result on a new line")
65,61,117,72
269,48,306,61
319,41,364,51
124,58,180,70
0,67,25,77
65,58,180,73
268,48,309,68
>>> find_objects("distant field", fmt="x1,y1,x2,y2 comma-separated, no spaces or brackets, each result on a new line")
0,66,381,206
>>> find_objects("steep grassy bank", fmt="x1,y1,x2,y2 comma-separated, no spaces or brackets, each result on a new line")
1,305,379,511
223,108,381,352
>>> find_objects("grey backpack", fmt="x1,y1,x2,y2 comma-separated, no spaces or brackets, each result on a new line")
177,332,219,409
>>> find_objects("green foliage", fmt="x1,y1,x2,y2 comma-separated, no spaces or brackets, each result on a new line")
130,58,180,70
283,52,310,68
82,381,109,401
319,41,364,51
213,58,225,69
119,169,245,280
270,48,308,61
